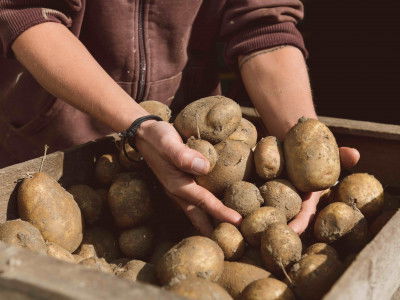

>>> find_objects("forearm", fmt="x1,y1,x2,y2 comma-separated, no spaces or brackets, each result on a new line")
239,46,316,140
12,22,149,132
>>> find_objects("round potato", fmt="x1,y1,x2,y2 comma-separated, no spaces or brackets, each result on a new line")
95,154,122,185
0,219,47,254
335,173,384,218
254,136,284,180
223,181,263,217
80,257,113,274
167,277,233,300
211,223,245,260
140,100,172,122
260,223,302,273
259,179,302,221
108,173,154,228
117,260,158,284
240,278,295,300
304,243,339,260
156,236,224,285
68,184,104,225
18,172,83,252
83,226,120,262
118,226,155,259
338,208,368,251
174,96,242,144
46,242,76,264
217,261,270,298
288,254,344,300
150,241,175,265
227,118,258,148
284,117,340,192
187,137,218,171
197,140,254,195
240,207,286,247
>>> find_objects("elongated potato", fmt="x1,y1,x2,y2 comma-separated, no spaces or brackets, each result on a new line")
140,100,171,122
18,172,83,252
335,173,384,218
197,140,254,195
254,136,284,180
223,181,263,217
0,219,47,254
239,278,295,300
187,137,218,171
118,226,155,259
211,223,245,260
174,96,242,143
227,118,258,148
259,179,302,221
284,117,340,192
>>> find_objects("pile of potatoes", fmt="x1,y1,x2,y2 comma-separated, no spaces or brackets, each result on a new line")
0,97,395,300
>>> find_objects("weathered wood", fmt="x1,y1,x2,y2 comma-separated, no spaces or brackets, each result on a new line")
0,242,182,300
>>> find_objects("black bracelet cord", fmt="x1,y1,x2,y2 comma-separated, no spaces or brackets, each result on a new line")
120,115,163,161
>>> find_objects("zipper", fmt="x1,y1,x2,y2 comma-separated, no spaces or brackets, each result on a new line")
136,0,147,102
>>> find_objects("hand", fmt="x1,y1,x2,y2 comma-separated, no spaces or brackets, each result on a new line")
135,120,242,236
288,147,361,234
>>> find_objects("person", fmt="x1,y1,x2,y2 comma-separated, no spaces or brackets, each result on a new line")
0,1,359,235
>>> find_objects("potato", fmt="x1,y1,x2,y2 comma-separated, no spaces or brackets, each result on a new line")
18,172,83,252
95,154,122,185
254,137,284,180
288,254,344,300
240,207,286,247
83,226,120,261
118,142,143,170
156,236,224,285
227,118,258,148
239,278,295,300
174,96,242,144
46,242,76,264
260,223,302,273
223,181,263,217
74,244,97,263
108,173,154,228
211,223,245,260
239,248,263,268
117,260,158,284
259,179,302,221
0,219,47,254
140,100,172,122
197,140,254,195
80,257,114,274
187,137,218,171
119,225,155,259
284,117,340,192
68,185,104,225
337,207,368,251
335,173,384,218
217,261,270,298
369,209,397,238
167,277,233,300
304,243,339,260
150,241,175,265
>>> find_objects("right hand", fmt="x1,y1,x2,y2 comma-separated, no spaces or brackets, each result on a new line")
134,120,242,236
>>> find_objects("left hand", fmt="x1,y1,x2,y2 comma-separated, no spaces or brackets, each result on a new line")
288,147,361,234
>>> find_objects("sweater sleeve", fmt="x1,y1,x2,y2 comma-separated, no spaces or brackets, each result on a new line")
0,0,82,58
221,0,307,65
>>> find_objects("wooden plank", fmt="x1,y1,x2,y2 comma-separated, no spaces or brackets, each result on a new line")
0,242,182,300
324,210,400,300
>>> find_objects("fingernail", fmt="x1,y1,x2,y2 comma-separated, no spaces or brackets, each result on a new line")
192,158,207,174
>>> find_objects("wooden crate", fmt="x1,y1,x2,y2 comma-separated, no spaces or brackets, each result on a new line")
0,116,399,299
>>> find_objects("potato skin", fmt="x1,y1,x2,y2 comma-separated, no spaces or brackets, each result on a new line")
0,219,47,254
284,118,340,192
68,185,104,225
197,140,254,195
240,207,286,247
239,278,295,300
156,236,224,285
174,96,242,144
80,257,114,274
18,172,83,253
254,137,284,180
227,118,258,148
82,226,120,262
223,181,263,217
217,261,270,298
260,223,302,273
304,243,339,260
187,137,218,171
167,277,233,300
288,254,344,300
140,100,171,122
117,260,158,285
46,242,76,264
108,173,154,228
74,244,97,263
211,223,245,260
259,179,302,221
118,226,155,259
336,173,384,218
95,154,122,185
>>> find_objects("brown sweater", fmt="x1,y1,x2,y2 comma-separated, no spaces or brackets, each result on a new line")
0,0,306,167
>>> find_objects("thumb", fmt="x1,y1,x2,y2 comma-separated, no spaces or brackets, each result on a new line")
167,142,210,175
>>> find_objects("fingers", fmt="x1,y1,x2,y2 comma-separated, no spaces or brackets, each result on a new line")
339,147,360,170
288,191,321,235
166,142,210,175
